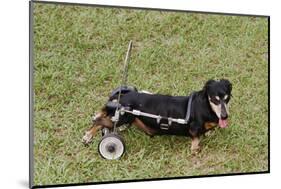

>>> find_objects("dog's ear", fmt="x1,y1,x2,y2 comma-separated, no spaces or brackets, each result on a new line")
203,79,216,93
220,79,232,93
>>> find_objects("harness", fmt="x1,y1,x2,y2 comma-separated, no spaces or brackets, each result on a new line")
109,92,194,130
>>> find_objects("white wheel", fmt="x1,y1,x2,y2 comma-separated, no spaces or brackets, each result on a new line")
98,133,125,160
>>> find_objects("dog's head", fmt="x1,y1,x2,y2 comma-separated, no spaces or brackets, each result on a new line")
204,79,232,128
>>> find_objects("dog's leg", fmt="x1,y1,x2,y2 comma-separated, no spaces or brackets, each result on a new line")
82,110,113,144
82,124,103,144
191,137,201,155
204,122,217,137
132,118,157,136
189,122,203,154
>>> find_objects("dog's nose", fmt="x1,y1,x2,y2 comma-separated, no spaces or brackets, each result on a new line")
221,114,228,120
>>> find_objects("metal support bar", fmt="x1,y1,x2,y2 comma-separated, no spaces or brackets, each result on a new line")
120,109,187,125
113,41,133,133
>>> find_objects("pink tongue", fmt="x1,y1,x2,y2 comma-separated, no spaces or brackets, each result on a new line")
219,119,228,128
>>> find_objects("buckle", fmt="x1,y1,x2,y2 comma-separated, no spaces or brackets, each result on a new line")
159,118,172,130
160,123,169,130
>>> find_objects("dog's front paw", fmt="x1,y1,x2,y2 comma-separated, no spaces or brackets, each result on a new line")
204,130,213,137
190,137,201,155
190,144,201,155
191,147,201,155
82,131,93,145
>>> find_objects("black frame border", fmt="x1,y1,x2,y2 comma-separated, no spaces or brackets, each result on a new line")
29,1,270,188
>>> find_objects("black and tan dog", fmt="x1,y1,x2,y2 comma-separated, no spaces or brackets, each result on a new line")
82,79,232,154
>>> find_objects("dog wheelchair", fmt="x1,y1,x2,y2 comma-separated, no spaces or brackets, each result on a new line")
97,86,136,160
94,41,193,160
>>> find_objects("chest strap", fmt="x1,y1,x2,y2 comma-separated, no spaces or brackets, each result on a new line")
185,92,194,124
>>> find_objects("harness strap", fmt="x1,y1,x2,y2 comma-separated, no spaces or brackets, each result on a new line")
185,92,194,123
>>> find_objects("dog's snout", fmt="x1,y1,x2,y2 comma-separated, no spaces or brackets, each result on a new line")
221,103,228,120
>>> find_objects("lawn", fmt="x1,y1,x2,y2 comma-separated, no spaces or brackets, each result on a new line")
32,2,269,186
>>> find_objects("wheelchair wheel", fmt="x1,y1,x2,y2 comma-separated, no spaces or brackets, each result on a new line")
98,133,125,160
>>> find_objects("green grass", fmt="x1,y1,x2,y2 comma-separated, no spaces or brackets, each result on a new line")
33,2,268,186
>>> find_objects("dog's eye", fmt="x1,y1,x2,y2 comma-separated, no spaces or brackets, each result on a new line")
211,97,220,105
224,95,228,100
223,95,230,102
